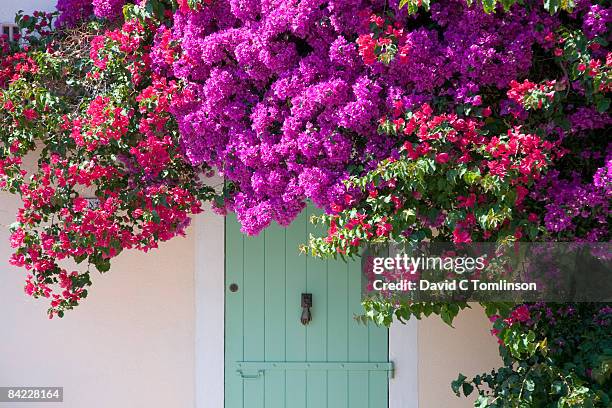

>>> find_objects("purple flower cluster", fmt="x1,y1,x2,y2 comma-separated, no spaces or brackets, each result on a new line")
167,0,558,234
582,4,611,39
55,0,93,27
55,0,126,26
52,0,609,240
534,161,610,241
92,0,127,19
531,105,611,242
568,106,612,132
593,158,611,190
429,1,557,99
593,306,612,326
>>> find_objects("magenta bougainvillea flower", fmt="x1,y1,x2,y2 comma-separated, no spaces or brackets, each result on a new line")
92,0,127,19
55,0,127,25
164,0,564,235
55,0,93,27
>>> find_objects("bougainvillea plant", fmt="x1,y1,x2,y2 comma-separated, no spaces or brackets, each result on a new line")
1,0,610,405
1,1,215,317
452,303,612,406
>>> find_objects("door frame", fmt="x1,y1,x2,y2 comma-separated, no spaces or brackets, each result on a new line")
194,200,419,408
195,203,225,408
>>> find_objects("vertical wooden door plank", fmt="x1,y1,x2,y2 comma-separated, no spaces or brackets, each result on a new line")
369,311,389,408
243,230,266,408
285,210,307,408
225,215,245,408
348,370,370,408
327,259,349,408
264,224,287,408
348,257,370,408
305,207,328,408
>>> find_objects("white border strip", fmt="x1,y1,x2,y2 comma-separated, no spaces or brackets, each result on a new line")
389,239,419,408
195,206,225,408
389,318,419,408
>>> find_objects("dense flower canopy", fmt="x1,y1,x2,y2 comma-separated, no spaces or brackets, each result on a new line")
56,0,128,26
1,0,605,317
166,0,571,235
48,0,610,241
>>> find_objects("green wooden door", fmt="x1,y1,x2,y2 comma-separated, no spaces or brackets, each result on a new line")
225,208,390,408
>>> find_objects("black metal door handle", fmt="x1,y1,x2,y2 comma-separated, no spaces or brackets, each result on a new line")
301,293,312,325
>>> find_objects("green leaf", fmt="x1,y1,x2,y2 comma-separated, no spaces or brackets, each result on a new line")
462,382,474,396
399,0,411,9
96,258,111,273
482,0,497,13
451,373,467,396
464,170,481,185
596,98,610,113
500,0,517,10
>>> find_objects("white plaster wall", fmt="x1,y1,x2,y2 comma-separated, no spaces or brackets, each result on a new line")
418,305,502,408
0,190,196,408
0,0,56,22
0,2,200,405
390,305,501,408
